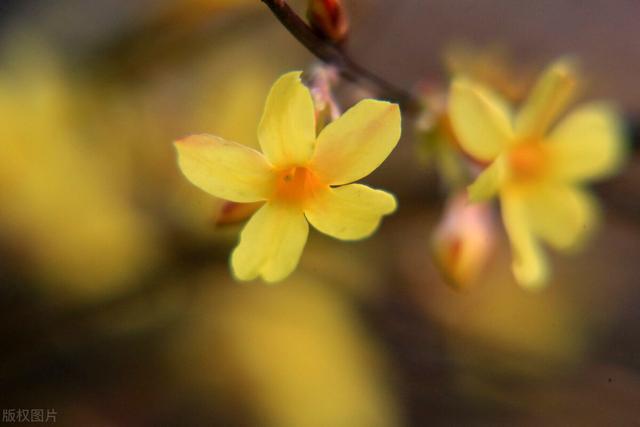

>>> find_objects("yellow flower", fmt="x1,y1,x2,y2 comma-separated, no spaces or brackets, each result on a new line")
175,71,401,282
448,59,626,289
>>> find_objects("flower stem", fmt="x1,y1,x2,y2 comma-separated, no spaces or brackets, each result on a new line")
260,0,421,113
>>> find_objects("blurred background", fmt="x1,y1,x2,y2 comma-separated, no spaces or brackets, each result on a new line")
1,0,639,425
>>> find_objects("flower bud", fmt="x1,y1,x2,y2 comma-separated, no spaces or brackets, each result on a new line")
307,0,349,44
307,64,341,132
431,193,495,290
215,201,263,226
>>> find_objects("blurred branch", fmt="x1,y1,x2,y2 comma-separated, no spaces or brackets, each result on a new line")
261,0,421,113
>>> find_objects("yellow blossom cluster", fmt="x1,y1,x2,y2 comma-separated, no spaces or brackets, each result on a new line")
177,56,626,289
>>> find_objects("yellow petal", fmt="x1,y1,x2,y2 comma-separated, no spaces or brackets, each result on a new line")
467,155,507,202
449,77,513,162
310,99,401,185
501,191,548,290
231,203,308,282
257,71,316,167
526,185,599,250
547,103,626,182
515,59,578,138
304,184,396,240
175,134,274,203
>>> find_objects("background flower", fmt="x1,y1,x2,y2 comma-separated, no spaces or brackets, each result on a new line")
449,60,626,288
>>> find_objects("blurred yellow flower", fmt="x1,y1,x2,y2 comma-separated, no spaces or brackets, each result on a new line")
0,40,157,300
444,43,533,102
449,59,626,289
170,271,402,427
176,71,401,282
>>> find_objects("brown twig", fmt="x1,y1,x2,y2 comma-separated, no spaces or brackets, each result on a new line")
261,0,421,113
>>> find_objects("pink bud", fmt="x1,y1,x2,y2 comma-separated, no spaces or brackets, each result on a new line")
431,193,495,289
215,201,263,226
307,0,349,44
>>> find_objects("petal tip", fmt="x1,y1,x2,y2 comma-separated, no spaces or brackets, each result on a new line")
361,97,400,111
452,76,484,95
261,271,288,284
276,70,305,86
516,274,549,292
546,57,580,90
452,75,470,85
512,259,549,291
385,192,398,214
451,77,471,93
451,77,497,107
230,252,259,282
550,57,579,74
387,102,401,118
173,135,191,146
174,134,210,147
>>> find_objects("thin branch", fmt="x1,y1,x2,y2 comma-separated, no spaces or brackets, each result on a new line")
261,0,421,113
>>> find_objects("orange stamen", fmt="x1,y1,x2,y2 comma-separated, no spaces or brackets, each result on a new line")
509,141,548,182
273,166,326,205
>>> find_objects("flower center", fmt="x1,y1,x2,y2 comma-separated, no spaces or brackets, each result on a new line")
273,166,325,205
508,140,548,182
